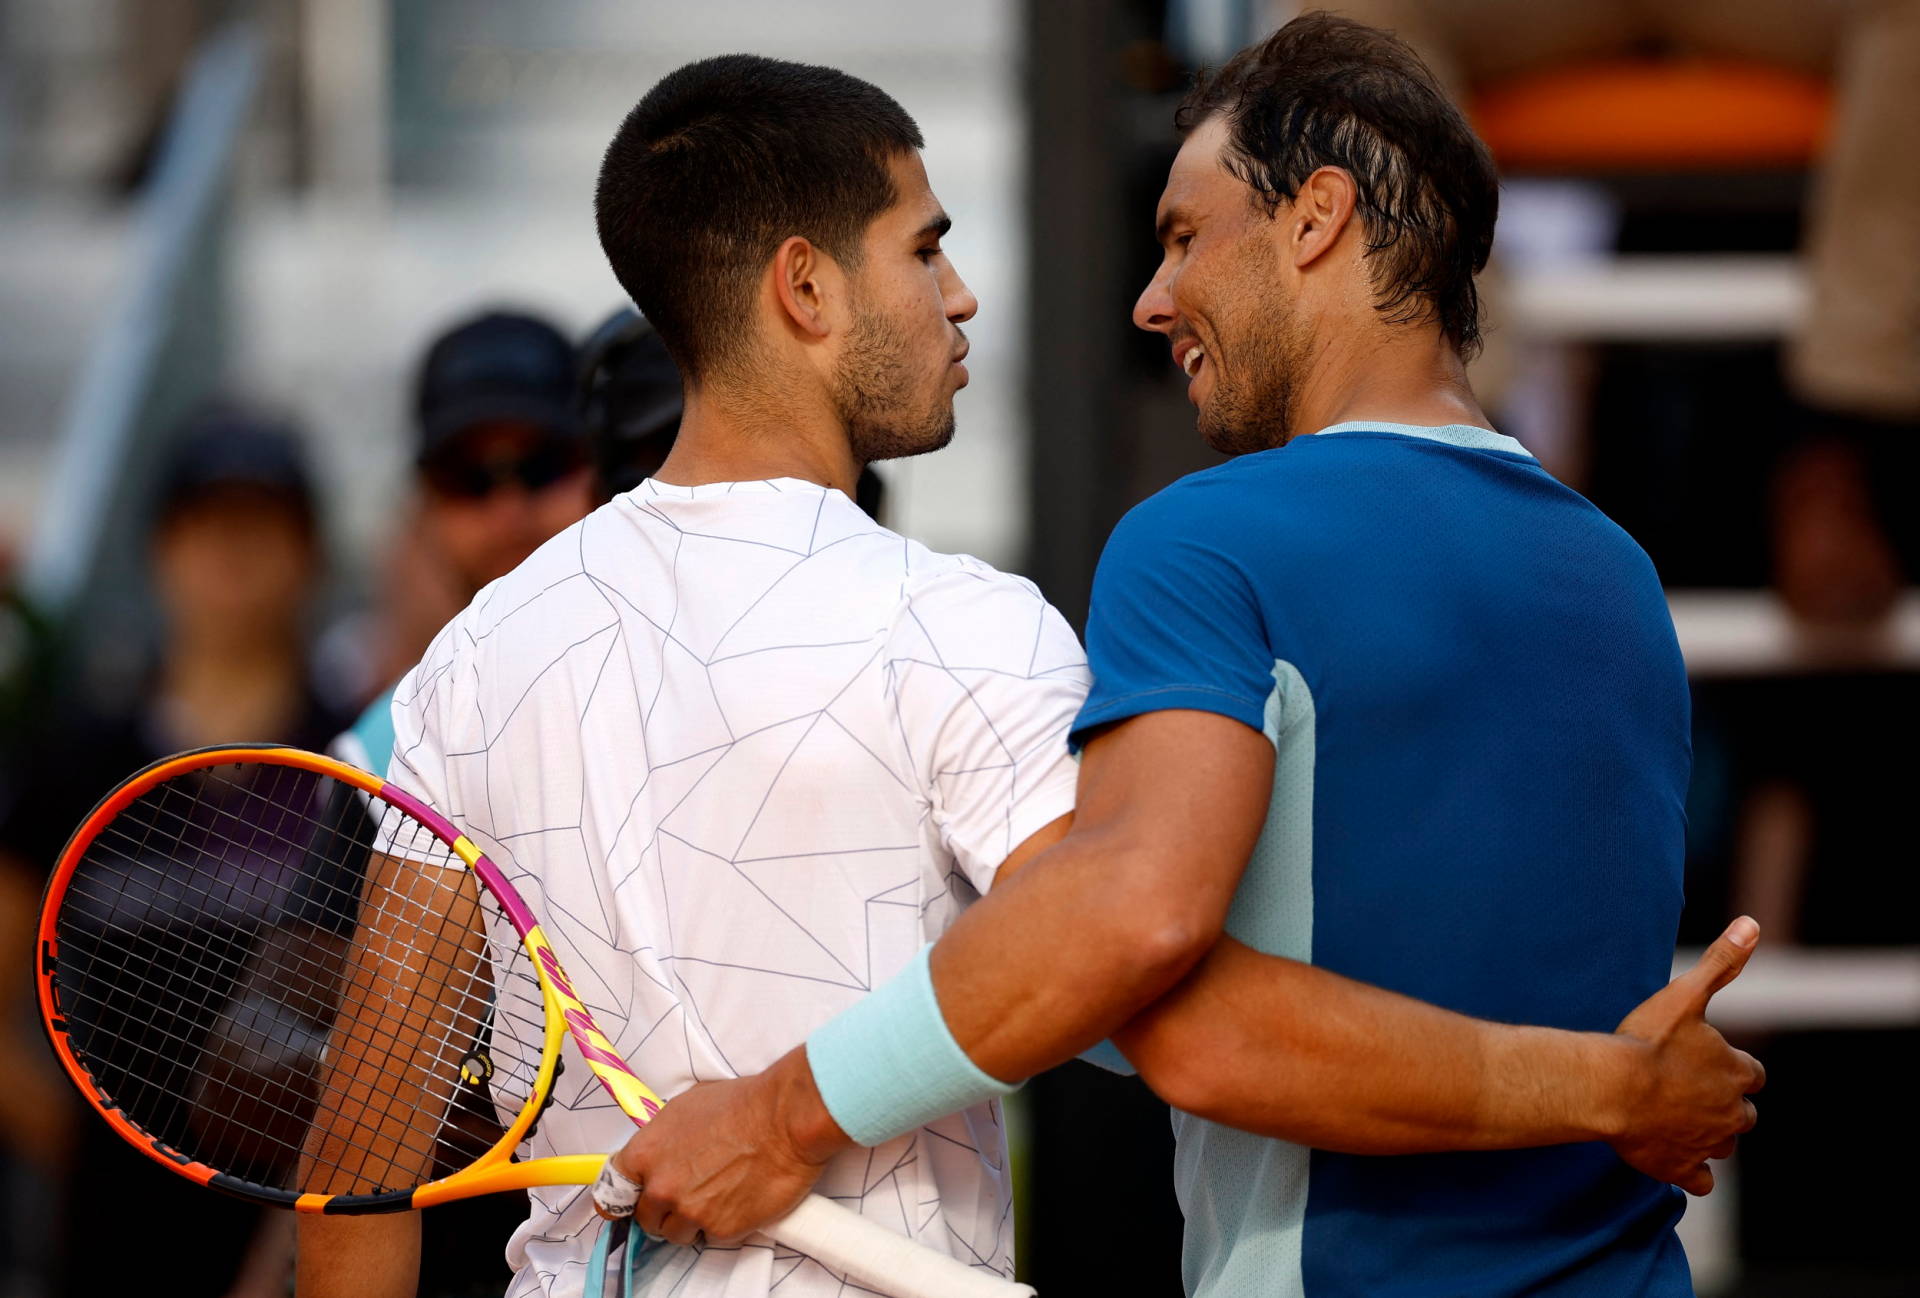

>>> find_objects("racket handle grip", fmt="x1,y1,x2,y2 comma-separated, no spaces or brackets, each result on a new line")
768,1193,1036,1298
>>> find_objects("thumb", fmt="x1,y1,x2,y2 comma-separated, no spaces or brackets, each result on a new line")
1669,916,1760,1006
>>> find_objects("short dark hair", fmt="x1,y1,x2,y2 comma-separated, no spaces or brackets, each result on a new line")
1176,12,1498,358
596,55,924,383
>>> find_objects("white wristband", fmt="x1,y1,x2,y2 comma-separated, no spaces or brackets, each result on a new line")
591,1160,642,1219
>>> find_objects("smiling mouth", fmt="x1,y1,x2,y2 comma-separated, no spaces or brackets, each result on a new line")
1179,343,1207,378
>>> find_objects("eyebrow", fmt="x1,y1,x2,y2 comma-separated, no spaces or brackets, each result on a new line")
1155,204,1192,245
914,212,953,242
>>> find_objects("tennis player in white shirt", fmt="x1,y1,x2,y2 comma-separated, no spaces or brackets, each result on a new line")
298,54,1084,1298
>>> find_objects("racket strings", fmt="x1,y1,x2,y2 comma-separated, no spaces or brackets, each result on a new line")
76,803,510,1072
73,787,526,1190
57,766,455,1182
51,761,546,1197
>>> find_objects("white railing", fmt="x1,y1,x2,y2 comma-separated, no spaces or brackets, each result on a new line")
19,23,262,615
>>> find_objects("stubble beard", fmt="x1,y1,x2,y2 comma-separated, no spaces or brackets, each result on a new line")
1195,231,1314,457
1197,301,1315,458
833,305,957,464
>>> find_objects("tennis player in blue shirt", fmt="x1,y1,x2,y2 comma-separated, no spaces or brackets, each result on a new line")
603,18,1765,1297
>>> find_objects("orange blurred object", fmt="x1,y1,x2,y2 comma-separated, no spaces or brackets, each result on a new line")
1471,59,1832,171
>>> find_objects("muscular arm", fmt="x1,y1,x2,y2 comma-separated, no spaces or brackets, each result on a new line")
296,1215,419,1298
990,715,1758,1175
927,709,1273,1080
964,725,1624,1153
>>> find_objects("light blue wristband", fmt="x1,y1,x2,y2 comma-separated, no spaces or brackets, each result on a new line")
806,944,1017,1146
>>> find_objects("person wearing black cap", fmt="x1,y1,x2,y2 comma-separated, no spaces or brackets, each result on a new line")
576,307,685,505
0,403,350,1298
343,309,596,730
412,309,595,603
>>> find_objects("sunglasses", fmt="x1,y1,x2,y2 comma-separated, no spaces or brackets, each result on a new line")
422,442,585,499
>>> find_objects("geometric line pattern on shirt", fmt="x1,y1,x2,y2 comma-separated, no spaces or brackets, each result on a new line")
390,478,1089,1298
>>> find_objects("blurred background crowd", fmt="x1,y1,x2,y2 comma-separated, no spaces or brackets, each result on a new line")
0,1,1913,1295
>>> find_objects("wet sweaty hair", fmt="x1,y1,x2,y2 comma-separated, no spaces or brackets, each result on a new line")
595,54,925,383
1177,12,1498,359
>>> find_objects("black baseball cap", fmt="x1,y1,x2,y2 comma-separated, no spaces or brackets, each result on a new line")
576,307,684,501
154,405,317,528
415,310,580,463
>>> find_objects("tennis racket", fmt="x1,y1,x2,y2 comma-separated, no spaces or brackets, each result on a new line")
36,745,1034,1298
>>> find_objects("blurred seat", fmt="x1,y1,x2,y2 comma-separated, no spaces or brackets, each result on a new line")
1473,59,1831,348
1471,58,1831,172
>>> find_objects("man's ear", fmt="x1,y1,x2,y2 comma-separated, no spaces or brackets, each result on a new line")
771,235,838,340
1288,165,1359,271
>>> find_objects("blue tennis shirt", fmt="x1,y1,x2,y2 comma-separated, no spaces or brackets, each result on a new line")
1070,422,1692,1298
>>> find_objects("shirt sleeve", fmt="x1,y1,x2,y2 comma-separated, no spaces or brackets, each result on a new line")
374,619,462,861
885,565,1089,894
1071,483,1280,750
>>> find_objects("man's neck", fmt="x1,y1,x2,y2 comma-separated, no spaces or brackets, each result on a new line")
1289,322,1490,439
652,380,861,498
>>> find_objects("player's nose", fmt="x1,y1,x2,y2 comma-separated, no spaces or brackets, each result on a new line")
944,265,978,325
1134,265,1175,333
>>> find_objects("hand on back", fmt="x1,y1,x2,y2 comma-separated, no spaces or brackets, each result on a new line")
1608,917,1766,1195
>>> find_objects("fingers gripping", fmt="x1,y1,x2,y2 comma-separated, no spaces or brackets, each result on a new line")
592,1160,642,1221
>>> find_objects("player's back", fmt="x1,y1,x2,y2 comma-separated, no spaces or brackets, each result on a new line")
1096,424,1691,1298
390,477,1086,1296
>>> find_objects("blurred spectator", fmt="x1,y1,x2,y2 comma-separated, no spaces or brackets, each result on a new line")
352,310,595,703
576,306,685,504
1681,648,1919,1289
0,402,346,859
0,403,348,1297
0,544,65,1295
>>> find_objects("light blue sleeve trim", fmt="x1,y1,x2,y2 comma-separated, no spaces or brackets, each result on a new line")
1077,1038,1137,1076
1313,420,1532,458
806,944,1017,1147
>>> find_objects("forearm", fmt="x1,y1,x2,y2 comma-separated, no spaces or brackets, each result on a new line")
226,1214,294,1298
295,1213,419,1298
929,826,1223,1084
1117,938,1632,1153
921,718,1275,1083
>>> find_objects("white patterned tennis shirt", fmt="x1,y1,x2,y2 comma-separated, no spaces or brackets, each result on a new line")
387,478,1088,1296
